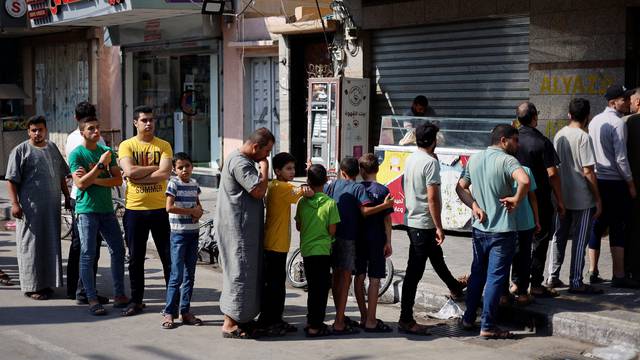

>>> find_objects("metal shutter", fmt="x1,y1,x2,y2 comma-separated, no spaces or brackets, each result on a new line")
372,17,529,120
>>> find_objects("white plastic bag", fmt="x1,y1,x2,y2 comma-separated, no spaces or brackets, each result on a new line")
427,299,464,320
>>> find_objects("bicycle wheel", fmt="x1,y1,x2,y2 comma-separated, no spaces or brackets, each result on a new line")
286,248,307,288
60,201,73,240
378,257,394,297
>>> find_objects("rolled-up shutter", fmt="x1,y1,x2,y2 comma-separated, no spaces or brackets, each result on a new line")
372,17,529,120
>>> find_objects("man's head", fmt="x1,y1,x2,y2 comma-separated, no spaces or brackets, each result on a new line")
75,101,96,122
307,164,328,188
133,105,155,136
78,116,101,143
516,102,538,127
411,95,429,116
172,152,193,182
568,98,591,125
339,157,360,180
628,87,640,114
604,85,630,114
272,152,296,181
491,124,519,155
415,122,439,150
245,127,275,161
27,116,47,145
359,153,379,177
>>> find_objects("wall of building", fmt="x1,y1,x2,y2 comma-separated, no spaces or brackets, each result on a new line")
97,42,123,147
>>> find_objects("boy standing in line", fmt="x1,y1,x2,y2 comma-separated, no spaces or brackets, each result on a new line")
258,152,312,335
325,157,393,335
161,152,204,329
295,164,341,338
69,117,128,315
354,153,394,332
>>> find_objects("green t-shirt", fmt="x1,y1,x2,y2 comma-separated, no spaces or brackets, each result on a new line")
69,143,118,214
461,146,522,233
295,192,340,257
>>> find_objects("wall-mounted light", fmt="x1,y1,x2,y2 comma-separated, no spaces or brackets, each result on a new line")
201,0,226,15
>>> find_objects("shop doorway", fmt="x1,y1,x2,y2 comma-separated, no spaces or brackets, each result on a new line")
134,53,215,167
249,57,280,153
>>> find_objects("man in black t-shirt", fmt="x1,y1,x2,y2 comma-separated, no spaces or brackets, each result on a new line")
514,102,565,298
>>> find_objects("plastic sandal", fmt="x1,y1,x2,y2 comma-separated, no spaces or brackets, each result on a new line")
305,324,333,338
363,319,393,333
480,328,517,339
89,303,107,316
397,320,431,336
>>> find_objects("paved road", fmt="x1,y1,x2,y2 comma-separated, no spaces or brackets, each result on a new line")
0,228,598,360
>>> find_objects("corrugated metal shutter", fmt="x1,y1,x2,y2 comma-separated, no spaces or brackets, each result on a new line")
35,42,89,154
372,17,529,120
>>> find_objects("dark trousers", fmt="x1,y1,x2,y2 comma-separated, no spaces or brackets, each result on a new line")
303,255,331,328
400,227,461,323
530,197,554,288
124,209,171,304
258,250,288,325
66,200,102,299
509,228,535,294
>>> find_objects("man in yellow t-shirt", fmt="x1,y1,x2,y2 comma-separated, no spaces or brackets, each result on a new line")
118,105,173,316
257,152,312,334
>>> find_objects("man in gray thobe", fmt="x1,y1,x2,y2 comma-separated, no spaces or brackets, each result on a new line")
6,116,71,300
216,127,274,339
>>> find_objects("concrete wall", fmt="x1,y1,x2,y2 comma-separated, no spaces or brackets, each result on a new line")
97,44,123,147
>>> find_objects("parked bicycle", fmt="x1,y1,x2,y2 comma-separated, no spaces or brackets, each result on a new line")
197,218,218,266
285,247,395,297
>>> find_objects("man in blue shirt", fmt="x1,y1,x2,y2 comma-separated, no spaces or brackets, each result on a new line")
456,124,530,339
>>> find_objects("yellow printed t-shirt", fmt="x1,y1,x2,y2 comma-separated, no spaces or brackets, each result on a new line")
118,137,173,210
264,180,303,252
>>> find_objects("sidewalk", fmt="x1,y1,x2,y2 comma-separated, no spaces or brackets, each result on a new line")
1,180,639,351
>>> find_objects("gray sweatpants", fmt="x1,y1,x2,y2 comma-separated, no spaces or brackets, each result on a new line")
548,208,594,289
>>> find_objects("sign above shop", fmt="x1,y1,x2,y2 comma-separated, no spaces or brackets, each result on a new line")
5,0,27,18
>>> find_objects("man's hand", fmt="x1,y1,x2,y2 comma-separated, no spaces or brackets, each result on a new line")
499,196,519,213
99,150,112,166
556,200,566,218
534,222,541,234
301,184,315,198
383,194,394,209
11,203,22,219
191,205,204,222
74,167,86,178
435,228,445,245
259,159,269,172
383,243,393,258
471,202,487,223
593,200,602,221
628,180,637,199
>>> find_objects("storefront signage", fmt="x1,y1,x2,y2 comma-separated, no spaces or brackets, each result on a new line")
5,0,27,18
27,0,121,19
538,73,616,96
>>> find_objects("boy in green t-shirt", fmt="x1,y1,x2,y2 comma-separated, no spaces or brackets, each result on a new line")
295,164,340,338
69,117,128,315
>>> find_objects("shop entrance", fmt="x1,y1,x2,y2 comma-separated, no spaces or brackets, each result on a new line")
134,53,215,167
249,57,280,153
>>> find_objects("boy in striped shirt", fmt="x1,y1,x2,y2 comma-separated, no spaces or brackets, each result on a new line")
162,152,204,329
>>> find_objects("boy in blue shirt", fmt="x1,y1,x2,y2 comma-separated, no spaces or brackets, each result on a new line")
324,157,393,334
161,152,204,329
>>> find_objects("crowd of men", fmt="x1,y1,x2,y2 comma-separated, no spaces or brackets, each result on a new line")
3,86,639,339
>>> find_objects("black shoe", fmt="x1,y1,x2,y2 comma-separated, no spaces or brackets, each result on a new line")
588,271,604,284
611,277,640,289
76,294,109,305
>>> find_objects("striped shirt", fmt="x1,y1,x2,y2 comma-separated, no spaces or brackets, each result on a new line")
166,177,201,233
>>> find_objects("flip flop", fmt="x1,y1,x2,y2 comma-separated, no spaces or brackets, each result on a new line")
89,303,107,316
363,319,393,333
181,314,203,326
121,303,143,317
304,324,333,338
397,320,431,336
480,328,517,340
331,323,360,336
222,328,254,339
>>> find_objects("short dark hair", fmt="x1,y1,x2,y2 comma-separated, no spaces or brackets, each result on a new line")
516,102,538,126
415,123,439,148
172,152,193,167
27,115,46,128
307,164,328,187
75,101,96,120
272,152,296,170
133,105,153,120
413,95,429,107
491,124,518,145
569,98,591,122
359,153,379,174
340,157,359,177
247,127,276,148
78,116,98,131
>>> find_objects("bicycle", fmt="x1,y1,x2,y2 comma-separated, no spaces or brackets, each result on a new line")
285,247,395,298
60,188,126,240
197,218,219,265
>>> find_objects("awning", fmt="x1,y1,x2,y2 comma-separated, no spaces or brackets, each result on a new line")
266,17,338,35
0,84,30,100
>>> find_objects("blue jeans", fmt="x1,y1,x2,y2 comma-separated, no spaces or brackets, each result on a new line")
77,213,126,301
164,232,199,316
464,229,516,331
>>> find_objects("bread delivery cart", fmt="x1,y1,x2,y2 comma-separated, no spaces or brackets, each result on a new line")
374,115,509,231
